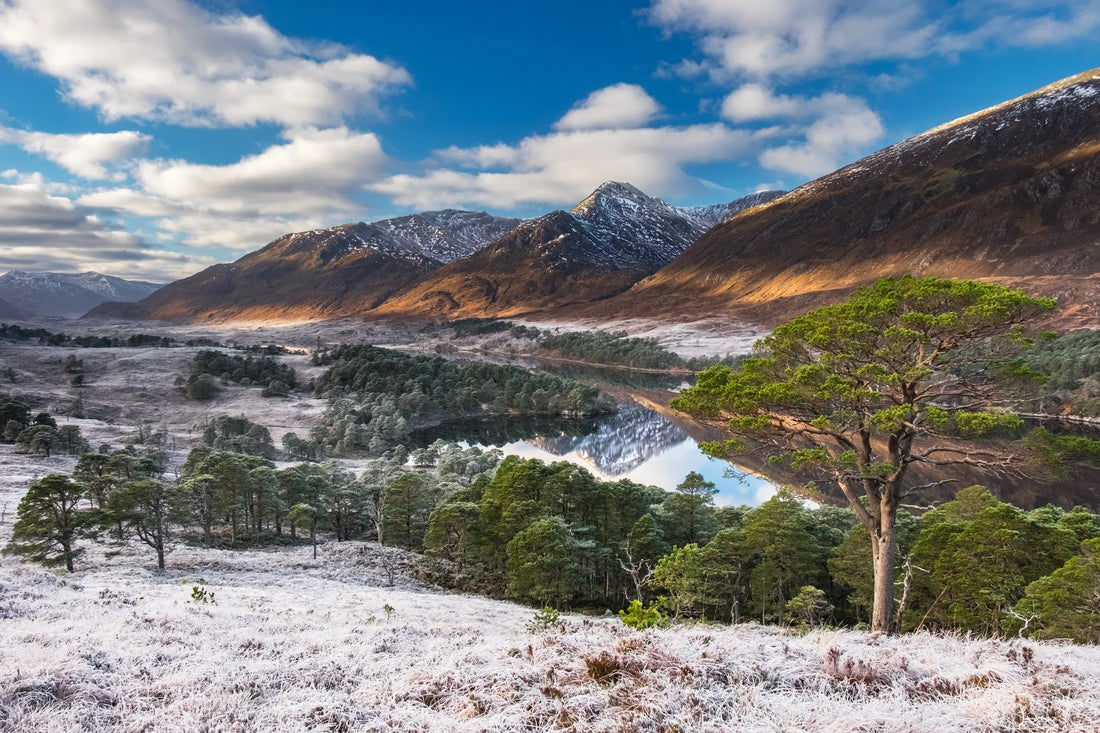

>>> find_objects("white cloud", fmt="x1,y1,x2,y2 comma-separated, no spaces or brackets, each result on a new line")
717,85,885,178
647,0,1100,80
135,127,387,217
720,84,803,122
79,127,388,250
0,177,212,280
0,0,411,128
371,123,754,210
0,126,149,179
758,101,884,177
554,84,663,131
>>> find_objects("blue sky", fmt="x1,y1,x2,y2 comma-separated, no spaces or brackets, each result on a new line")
0,0,1097,281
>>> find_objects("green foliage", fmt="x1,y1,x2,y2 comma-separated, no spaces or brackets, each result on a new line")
1012,538,1100,643
658,471,721,546
931,503,1078,636
310,344,610,455
188,349,298,394
785,585,833,627
191,585,217,605
382,472,431,550
1025,329,1100,415
526,606,565,633
3,474,91,572
506,517,582,606
742,495,829,623
618,600,664,629
185,373,220,401
672,276,1057,633
652,544,704,618
202,415,276,458
0,323,176,348
539,329,683,370
1025,427,1100,478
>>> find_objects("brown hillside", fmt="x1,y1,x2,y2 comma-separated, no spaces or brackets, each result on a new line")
590,69,1100,328
87,224,432,322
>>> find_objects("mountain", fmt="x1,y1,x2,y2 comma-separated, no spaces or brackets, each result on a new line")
374,183,783,318
0,295,32,321
86,211,523,322
0,271,162,319
595,68,1100,328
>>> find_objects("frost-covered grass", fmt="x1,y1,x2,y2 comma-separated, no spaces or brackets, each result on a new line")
4,328,1100,731
2,530,1099,732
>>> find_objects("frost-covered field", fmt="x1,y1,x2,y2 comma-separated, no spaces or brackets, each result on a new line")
3,526,1100,732
4,330,1100,731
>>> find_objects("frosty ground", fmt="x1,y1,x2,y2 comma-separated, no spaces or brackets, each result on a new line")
3,332,1100,731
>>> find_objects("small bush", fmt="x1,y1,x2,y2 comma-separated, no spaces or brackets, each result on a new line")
526,606,564,634
618,600,663,630
191,585,217,605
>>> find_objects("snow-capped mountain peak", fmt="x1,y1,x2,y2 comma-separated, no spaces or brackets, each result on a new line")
0,270,163,319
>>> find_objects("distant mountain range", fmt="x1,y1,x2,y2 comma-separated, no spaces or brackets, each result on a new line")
0,271,162,319
88,186,781,321
85,67,1100,330
88,211,523,321
374,183,782,318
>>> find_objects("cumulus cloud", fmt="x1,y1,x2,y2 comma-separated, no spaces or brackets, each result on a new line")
78,127,389,250
0,126,149,179
758,101,883,177
371,123,755,210
716,85,885,177
0,0,411,128
554,84,663,131
647,0,1100,80
0,176,212,280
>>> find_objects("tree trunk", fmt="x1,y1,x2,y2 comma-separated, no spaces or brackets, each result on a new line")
156,510,165,570
870,514,898,633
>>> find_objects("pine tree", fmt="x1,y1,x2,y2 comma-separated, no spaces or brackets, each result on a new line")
4,474,90,571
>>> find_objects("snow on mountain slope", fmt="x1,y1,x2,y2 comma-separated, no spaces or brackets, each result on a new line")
676,189,786,229
0,271,163,319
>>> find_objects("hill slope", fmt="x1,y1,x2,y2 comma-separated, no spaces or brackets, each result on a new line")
0,271,162,319
86,211,522,322
597,69,1100,328
375,183,782,318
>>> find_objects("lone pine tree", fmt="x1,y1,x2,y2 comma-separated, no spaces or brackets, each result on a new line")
673,276,1055,632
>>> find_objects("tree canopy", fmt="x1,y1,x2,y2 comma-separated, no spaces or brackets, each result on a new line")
672,276,1056,632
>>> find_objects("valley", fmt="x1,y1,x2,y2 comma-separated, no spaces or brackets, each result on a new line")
3,321,1100,731
2,57,1100,733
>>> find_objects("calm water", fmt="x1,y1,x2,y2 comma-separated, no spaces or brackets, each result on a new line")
412,400,776,506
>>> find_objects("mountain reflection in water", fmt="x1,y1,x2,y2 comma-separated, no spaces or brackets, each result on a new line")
411,400,775,506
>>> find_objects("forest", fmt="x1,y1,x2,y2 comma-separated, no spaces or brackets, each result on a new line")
7,423,1100,643
303,344,612,456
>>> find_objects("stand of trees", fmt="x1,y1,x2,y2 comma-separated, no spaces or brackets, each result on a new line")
184,349,298,400
4,407,1100,643
673,276,1058,632
1,323,177,348
307,344,612,456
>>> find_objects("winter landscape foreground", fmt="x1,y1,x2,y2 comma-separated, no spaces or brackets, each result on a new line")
3,528,1100,732
1,331,1100,731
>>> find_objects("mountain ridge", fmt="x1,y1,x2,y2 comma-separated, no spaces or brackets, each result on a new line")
0,270,162,319
582,67,1100,328
86,210,524,322
371,184,783,318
